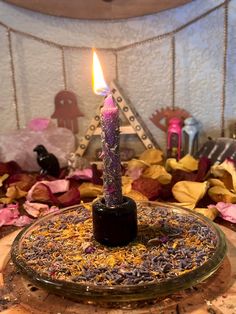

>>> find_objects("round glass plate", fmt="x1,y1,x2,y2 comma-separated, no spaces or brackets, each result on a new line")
11,201,227,305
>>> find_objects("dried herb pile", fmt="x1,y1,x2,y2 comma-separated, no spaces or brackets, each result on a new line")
17,203,217,287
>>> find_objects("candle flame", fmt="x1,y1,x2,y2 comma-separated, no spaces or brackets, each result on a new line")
92,50,109,96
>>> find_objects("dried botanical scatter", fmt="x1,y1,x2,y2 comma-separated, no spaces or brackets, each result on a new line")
18,204,217,286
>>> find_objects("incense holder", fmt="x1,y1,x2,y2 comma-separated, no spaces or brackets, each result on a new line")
92,196,137,246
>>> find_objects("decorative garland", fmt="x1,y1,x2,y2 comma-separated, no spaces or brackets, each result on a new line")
0,0,230,134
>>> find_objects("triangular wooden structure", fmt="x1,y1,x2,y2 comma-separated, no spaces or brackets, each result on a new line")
75,80,158,158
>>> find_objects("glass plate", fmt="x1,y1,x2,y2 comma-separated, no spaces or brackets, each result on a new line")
11,201,227,305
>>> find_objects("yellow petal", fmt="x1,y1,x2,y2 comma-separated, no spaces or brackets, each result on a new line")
172,181,208,204
0,197,13,204
122,176,133,185
127,158,149,169
166,154,198,172
179,154,199,171
211,160,236,191
157,174,172,185
6,186,27,199
165,158,179,172
208,178,226,188
79,182,103,198
194,207,218,221
142,165,172,184
208,186,236,203
139,148,163,165
0,174,9,188
124,190,148,202
122,176,133,194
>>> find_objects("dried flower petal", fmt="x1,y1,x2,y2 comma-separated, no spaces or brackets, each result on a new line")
139,148,163,165
132,177,161,201
6,185,27,200
23,200,59,217
142,165,172,184
211,160,236,191
122,176,133,194
0,161,22,176
126,159,149,180
57,187,81,207
172,181,208,204
166,154,198,172
79,183,103,198
67,168,93,181
194,207,218,221
27,179,70,201
124,190,148,202
0,174,9,187
195,157,211,182
14,215,33,227
8,173,36,191
208,178,226,188
28,183,59,204
0,203,19,227
0,197,13,204
208,202,236,223
208,186,236,203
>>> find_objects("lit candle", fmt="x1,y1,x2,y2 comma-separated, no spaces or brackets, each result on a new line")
92,51,123,207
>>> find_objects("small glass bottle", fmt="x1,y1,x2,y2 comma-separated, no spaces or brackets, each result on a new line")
182,117,199,156
167,117,182,160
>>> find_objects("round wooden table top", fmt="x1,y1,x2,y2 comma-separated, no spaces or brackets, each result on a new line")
2,0,192,20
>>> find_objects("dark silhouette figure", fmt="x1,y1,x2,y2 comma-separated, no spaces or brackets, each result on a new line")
33,145,60,177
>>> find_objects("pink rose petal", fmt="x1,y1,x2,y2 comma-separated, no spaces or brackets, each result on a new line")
126,167,143,181
67,168,93,181
23,200,50,217
27,179,70,201
23,200,59,218
14,215,33,227
209,202,236,223
0,204,20,227
27,183,59,204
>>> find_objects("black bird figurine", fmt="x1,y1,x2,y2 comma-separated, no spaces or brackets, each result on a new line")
33,144,60,177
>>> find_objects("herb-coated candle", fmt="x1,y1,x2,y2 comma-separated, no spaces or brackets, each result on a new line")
100,93,123,207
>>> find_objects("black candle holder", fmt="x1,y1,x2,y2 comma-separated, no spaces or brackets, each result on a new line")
92,196,137,246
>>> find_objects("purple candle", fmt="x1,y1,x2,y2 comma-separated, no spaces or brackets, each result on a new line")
92,51,123,207
100,94,123,206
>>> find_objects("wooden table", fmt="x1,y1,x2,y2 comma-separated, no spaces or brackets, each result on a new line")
0,224,236,314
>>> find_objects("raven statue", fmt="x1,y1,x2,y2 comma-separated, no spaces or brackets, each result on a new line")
33,144,60,177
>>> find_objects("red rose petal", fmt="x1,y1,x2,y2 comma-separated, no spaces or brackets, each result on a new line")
57,187,81,207
132,177,161,201
0,161,22,176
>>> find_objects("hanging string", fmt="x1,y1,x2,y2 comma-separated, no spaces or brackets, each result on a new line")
115,1,229,52
61,46,67,90
221,0,229,137
171,35,176,110
0,0,231,134
113,51,118,81
7,29,20,129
